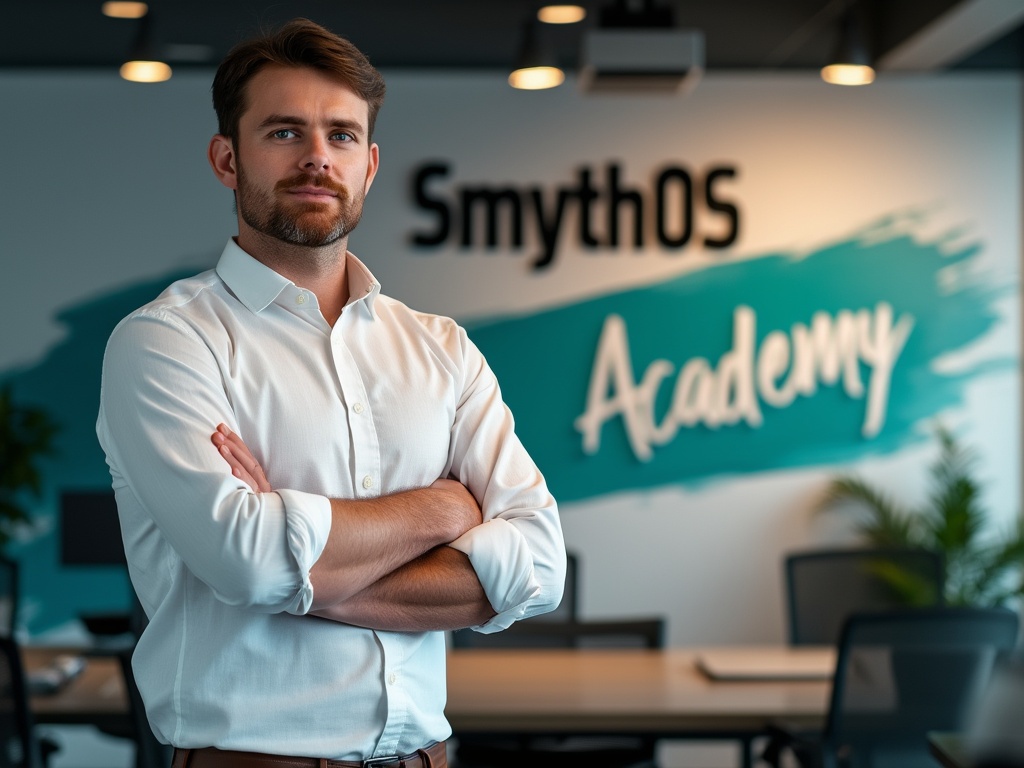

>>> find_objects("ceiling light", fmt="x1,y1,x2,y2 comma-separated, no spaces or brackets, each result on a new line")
821,4,875,86
821,63,875,86
120,60,171,82
538,5,586,24
509,66,565,90
102,1,148,19
509,21,565,90
120,15,171,83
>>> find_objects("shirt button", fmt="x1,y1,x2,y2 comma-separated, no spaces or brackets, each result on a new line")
353,402,364,414
388,672,397,685
362,475,373,490
295,293,307,305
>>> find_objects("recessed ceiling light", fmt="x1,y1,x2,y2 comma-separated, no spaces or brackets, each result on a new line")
102,2,148,19
537,5,586,24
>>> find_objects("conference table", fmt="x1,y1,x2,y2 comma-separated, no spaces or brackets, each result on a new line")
445,647,831,736
27,646,834,766
26,647,130,733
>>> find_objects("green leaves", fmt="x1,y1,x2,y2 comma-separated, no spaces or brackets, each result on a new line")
0,384,59,550
819,427,1024,608
821,476,921,548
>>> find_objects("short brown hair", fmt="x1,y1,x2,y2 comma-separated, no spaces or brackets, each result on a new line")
212,18,386,141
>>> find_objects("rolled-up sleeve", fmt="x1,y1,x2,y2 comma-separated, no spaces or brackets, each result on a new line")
446,329,565,633
97,309,331,614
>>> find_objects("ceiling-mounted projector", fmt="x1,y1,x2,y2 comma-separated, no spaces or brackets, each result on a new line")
578,28,705,94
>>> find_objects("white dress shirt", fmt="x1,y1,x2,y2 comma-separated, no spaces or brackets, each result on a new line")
96,239,565,759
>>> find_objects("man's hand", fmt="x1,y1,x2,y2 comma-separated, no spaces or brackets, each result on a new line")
212,423,272,492
211,424,482,541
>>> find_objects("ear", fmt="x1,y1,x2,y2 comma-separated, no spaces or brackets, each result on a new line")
208,134,238,190
363,142,380,195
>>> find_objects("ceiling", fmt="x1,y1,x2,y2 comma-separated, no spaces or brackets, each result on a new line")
2,0,1023,76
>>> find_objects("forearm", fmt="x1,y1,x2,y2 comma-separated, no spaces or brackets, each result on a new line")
311,546,496,631
309,480,481,610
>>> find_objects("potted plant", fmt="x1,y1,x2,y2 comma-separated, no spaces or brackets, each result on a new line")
818,427,1024,607
0,384,59,551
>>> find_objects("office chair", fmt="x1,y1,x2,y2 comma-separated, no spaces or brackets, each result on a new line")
117,649,172,768
451,616,663,650
450,551,578,642
968,652,1024,768
125,589,172,768
0,636,59,768
762,607,1020,768
785,547,944,646
0,556,19,638
452,617,665,768
94,589,170,768
529,552,578,623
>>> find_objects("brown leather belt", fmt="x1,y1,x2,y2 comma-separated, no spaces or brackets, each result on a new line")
171,741,447,768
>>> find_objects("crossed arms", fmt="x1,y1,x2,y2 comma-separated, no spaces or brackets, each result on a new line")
212,424,497,632
98,301,565,636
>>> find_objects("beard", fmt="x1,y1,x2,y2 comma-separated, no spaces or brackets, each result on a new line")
236,165,365,248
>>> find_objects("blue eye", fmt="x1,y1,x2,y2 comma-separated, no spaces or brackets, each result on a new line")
331,132,353,142
272,129,296,139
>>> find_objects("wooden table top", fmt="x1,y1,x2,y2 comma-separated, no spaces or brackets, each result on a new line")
26,645,833,737
444,647,831,735
25,647,127,728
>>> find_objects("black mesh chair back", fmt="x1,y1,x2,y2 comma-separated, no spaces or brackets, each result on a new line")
0,558,19,638
117,650,172,768
0,636,40,768
452,617,666,767
825,607,1019,768
785,548,944,646
452,617,663,649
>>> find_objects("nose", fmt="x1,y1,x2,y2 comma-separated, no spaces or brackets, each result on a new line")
301,135,330,172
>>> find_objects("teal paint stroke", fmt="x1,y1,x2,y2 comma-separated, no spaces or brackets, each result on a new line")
0,211,1013,632
466,211,1015,504
2,266,208,633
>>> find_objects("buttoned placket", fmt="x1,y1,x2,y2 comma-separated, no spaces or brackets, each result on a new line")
333,289,413,758
327,307,381,499
287,280,413,754
372,632,412,757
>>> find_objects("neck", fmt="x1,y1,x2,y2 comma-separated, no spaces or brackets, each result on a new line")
236,229,350,325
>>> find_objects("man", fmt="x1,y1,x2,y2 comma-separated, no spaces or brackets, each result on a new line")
96,17,565,768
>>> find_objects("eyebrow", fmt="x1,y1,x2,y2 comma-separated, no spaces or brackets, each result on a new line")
257,114,365,136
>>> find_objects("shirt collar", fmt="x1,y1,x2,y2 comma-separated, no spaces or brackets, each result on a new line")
216,239,381,318
343,250,381,318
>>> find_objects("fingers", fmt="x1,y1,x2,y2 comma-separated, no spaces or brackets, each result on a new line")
211,424,273,492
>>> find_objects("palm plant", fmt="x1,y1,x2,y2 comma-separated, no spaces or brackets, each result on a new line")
819,427,1024,607
0,384,59,551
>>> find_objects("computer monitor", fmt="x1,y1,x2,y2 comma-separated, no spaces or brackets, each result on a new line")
59,490,127,565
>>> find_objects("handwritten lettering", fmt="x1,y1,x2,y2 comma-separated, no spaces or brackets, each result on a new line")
575,304,914,461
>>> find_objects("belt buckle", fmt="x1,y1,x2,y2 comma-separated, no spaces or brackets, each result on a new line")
362,757,398,768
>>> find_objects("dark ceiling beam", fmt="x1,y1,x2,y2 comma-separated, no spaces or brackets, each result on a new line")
878,0,1024,70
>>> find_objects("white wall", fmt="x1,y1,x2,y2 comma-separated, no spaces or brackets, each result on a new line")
1,70,1019,650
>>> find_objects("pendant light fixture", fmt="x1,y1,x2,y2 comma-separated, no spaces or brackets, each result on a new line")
101,2,148,19
537,5,587,25
821,3,875,86
120,13,172,83
509,20,565,90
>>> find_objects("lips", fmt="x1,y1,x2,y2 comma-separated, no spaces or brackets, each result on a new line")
287,186,338,200
276,174,346,201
